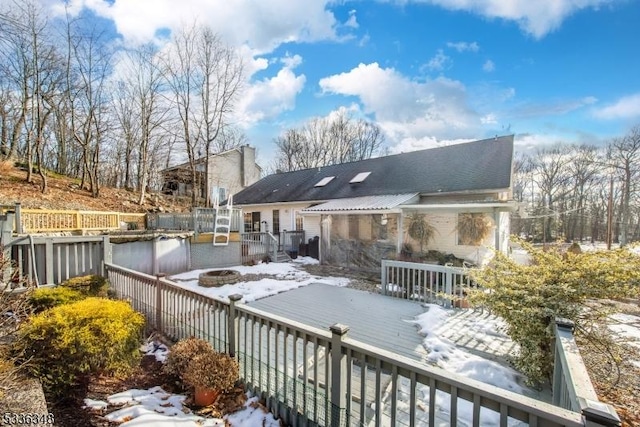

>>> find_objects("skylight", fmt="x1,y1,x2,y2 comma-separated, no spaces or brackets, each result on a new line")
350,172,371,183
314,176,335,187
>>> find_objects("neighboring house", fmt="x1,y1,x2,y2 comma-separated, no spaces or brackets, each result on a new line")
233,136,516,269
161,145,262,202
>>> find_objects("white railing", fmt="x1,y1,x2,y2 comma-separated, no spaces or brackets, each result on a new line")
240,232,278,264
105,263,620,427
147,208,242,233
381,260,479,308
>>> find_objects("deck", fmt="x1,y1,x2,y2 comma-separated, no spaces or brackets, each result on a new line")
247,282,430,364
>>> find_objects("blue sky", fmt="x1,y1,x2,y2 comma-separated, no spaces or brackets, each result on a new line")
40,0,640,166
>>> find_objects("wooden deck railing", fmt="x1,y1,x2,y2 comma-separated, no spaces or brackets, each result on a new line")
105,262,620,427
1,203,146,233
381,259,480,308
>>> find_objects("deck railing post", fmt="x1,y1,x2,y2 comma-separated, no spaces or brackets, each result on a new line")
102,236,111,278
330,323,350,427
155,274,165,333
444,268,453,308
14,202,22,234
228,294,242,358
381,260,388,296
580,398,621,427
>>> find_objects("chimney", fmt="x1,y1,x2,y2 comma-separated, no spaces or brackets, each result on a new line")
241,145,256,187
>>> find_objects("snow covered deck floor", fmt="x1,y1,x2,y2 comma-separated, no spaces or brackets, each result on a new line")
247,282,430,364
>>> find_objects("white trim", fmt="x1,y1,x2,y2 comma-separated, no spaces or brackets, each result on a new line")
400,202,517,211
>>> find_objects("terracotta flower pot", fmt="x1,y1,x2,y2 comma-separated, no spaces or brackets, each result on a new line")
194,387,221,406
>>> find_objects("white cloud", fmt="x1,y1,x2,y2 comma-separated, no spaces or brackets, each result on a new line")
482,59,495,72
235,58,306,125
424,49,452,71
593,93,640,120
345,9,359,28
394,0,615,38
509,96,597,118
281,53,303,69
319,62,483,148
53,0,340,52
446,41,480,52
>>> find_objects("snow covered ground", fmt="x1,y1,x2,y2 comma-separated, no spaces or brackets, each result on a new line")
169,257,350,303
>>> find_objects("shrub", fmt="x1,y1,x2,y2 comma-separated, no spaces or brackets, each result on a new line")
163,337,213,380
29,287,85,313
60,275,108,297
14,298,145,396
470,239,640,386
182,351,238,392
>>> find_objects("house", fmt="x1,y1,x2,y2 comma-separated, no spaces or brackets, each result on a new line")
161,145,262,202
233,136,516,269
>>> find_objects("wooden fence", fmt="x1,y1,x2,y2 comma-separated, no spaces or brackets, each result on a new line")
2,235,110,290
105,263,620,427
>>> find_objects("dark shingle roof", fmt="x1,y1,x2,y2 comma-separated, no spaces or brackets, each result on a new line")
234,135,514,205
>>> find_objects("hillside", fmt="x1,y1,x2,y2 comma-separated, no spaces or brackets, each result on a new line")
0,160,190,213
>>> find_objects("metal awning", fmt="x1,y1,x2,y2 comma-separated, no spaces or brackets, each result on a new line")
301,193,419,214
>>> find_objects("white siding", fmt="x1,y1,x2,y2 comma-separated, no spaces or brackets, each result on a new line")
408,212,496,266
304,215,321,240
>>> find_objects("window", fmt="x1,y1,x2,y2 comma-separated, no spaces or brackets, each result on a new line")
350,172,371,183
244,212,261,232
243,212,252,232
314,176,335,187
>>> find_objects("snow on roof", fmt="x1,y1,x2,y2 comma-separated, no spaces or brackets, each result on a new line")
301,193,418,212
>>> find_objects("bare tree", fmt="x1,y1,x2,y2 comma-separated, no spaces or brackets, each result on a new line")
197,27,243,206
63,10,112,197
608,125,640,246
272,111,385,172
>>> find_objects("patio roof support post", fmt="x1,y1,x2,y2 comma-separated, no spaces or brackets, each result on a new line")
228,294,243,358
155,273,165,333
493,208,500,252
329,323,350,427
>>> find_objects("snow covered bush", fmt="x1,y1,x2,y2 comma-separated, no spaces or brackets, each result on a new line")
15,297,145,396
470,239,640,386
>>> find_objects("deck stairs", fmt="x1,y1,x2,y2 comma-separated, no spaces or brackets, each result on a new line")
274,250,291,263
212,194,232,246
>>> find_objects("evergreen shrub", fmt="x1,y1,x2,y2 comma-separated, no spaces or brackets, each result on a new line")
15,298,144,395
60,275,108,297
29,287,85,313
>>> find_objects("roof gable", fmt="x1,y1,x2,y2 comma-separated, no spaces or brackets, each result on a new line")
234,135,514,205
